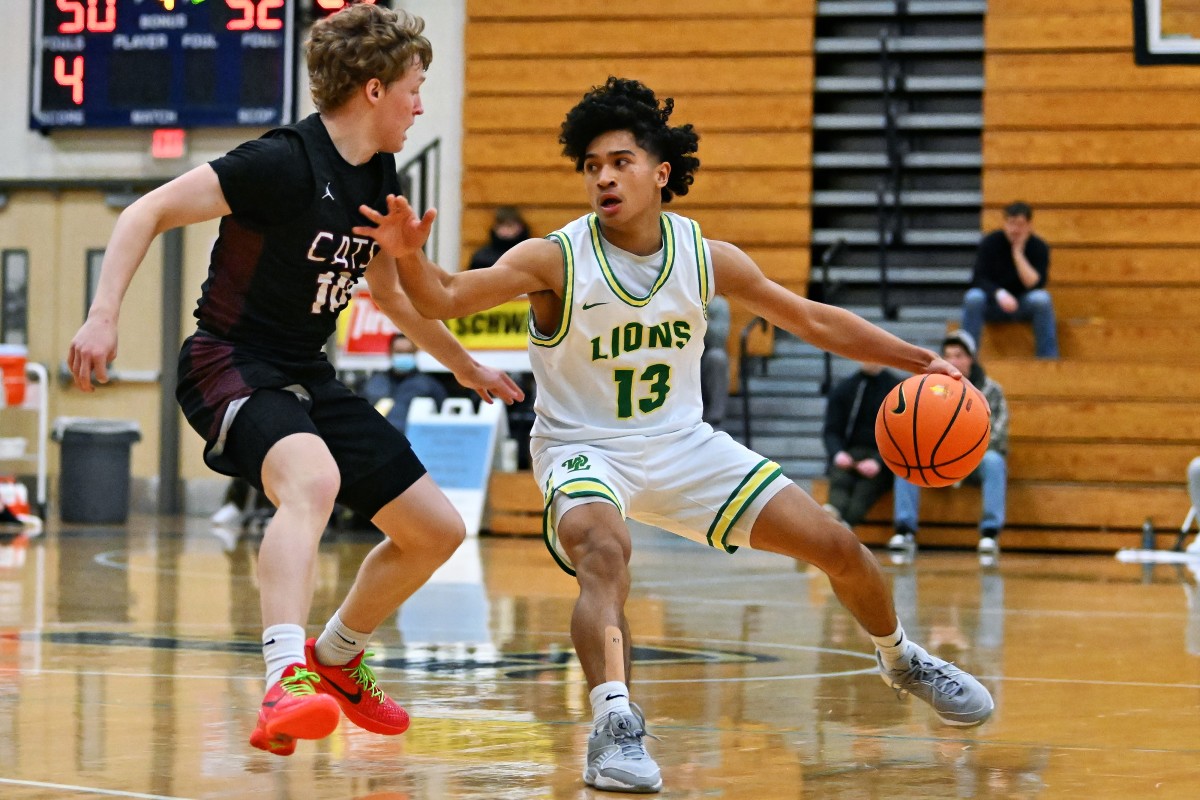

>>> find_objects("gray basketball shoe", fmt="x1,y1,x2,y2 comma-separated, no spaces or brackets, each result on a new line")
584,704,662,793
877,643,994,726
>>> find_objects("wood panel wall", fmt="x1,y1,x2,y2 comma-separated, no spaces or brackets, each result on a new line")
979,0,1200,534
983,0,1200,286
461,0,815,317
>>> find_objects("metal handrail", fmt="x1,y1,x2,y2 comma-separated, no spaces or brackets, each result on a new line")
818,238,847,396
396,138,441,260
877,28,904,321
737,316,770,449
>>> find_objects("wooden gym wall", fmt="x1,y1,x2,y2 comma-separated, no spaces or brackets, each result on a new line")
983,0,1200,320
460,0,816,312
980,0,1200,536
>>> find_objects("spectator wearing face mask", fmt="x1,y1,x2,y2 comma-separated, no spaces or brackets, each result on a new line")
361,332,449,432
469,206,531,270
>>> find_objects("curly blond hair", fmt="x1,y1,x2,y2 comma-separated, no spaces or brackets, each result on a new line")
305,3,433,113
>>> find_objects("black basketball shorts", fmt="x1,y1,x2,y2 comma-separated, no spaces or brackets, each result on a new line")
177,333,426,519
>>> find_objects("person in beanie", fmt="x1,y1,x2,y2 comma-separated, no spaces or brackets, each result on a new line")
889,330,1009,560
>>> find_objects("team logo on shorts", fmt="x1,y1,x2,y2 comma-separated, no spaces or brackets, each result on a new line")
562,454,590,472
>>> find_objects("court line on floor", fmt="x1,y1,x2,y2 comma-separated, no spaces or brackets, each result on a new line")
0,777,192,800
5,666,1199,692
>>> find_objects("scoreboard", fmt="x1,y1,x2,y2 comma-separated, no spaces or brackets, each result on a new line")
30,0,297,130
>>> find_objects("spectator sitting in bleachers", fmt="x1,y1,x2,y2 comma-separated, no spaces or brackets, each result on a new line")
822,362,903,530
469,205,531,271
890,330,1009,561
961,201,1058,359
361,332,448,432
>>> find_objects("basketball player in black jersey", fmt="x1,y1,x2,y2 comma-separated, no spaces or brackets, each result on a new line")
68,5,522,756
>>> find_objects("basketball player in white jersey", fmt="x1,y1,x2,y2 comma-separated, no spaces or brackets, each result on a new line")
355,77,994,794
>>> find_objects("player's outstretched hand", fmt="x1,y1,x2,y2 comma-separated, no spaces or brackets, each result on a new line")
68,318,117,392
454,361,525,405
354,194,436,259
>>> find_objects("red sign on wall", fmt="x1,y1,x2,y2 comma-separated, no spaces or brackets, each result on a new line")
337,289,398,357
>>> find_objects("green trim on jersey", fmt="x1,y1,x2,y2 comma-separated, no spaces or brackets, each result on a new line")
588,213,676,307
541,477,625,577
531,231,574,348
688,218,710,311
706,459,783,553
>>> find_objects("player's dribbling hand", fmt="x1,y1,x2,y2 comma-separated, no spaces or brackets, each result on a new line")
923,356,961,380
354,194,436,259
455,362,525,405
925,358,992,416
68,318,117,392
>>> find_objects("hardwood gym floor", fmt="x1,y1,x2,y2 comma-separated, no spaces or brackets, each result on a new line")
0,515,1197,798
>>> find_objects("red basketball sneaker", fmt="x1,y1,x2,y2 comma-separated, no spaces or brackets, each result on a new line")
305,638,410,735
249,663,341,756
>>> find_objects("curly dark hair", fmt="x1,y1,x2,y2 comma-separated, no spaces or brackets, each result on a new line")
559,77,700,203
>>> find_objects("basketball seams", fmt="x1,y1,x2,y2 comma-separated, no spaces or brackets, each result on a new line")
875,373,991,488
877,382,913,479
928,379,967,482
910,374,929,486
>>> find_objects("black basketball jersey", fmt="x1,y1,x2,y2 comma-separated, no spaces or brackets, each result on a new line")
198,113,400,360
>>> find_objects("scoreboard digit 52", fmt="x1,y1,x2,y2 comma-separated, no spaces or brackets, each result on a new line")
30,0,297,130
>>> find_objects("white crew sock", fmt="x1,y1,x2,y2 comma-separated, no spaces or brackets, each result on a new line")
871,622,916,670
262,623,306,690
315,612,372,667
590,680,632,725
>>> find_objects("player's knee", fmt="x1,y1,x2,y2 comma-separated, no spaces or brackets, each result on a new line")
429,516,467,560
273,468,341,516
963,287,986,310
564,527,630,581
813,530,871,582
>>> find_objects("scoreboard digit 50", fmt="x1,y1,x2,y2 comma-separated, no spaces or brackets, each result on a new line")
30,0,297,130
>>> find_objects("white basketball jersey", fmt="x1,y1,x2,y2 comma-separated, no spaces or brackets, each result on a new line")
529,211,713,442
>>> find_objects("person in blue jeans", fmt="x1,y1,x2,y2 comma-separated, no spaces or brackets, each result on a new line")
889,330,1009,558
961,201,1058,359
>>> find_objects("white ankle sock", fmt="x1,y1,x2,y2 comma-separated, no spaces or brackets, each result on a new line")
871,623,915,670
590,681,632,724
315,612,371,667
262,623,306,690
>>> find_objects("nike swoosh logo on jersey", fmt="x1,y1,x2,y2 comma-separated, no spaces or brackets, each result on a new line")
582,301,609,310
327,679,363,705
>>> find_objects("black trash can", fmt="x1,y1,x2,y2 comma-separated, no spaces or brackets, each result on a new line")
53,418,142,524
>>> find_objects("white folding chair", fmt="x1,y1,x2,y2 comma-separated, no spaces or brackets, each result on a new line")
1183,507,1200,554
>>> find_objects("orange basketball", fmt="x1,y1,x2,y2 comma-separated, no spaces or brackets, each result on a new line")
874,373,991,488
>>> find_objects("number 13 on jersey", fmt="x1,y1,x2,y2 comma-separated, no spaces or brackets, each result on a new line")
613,364,671,419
